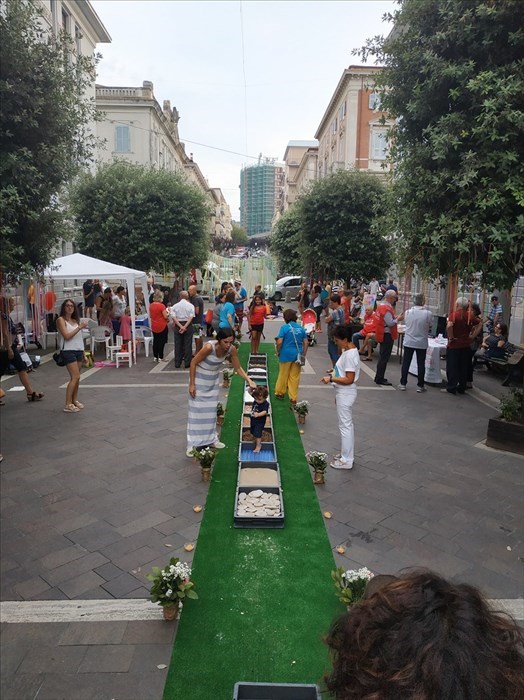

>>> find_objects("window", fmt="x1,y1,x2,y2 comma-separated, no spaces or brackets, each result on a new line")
371,130,388,160
61,8,69,33
332,117,338,134
339,101,347,120
369,92,381,110
115,126,131,153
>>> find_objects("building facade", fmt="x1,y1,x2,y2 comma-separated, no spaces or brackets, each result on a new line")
95,82,187,176
282,140,318,211
240,161,285,237
315,65,393,179
95,81,232,237
209,188,233,241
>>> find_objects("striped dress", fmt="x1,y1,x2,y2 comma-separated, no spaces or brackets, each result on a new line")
187,341,225,449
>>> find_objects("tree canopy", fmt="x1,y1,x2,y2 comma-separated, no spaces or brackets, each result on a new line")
0,0,98,280
358,0,524,290
70,161,211,273
270,208,304,275
298,170,391,281
231,224,248,247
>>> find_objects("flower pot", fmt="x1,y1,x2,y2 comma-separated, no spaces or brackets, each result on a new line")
217,415,224,426
222,379,230,388
486,417,524,455
162,604,180,621
313,470,325,485
201,466,213,482
298,414,306,425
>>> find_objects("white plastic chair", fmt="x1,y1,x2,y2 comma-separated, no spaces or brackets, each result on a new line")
115,349,132,368
90,326,111,355
107,335,123,361
135,327,153,357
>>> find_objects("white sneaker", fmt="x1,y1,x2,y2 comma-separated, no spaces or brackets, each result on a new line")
330,459,353,470
397,384,406,391
213,441,225,449
186,448,194,457
416,387,427,393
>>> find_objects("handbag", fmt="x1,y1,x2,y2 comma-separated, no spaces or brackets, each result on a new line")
53,351,66,366
53,333,66,366
290,325,306,366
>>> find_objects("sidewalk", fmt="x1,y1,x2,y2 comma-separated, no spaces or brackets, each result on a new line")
1,318,522,699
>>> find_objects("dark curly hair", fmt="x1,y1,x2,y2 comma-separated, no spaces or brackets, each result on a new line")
325,570,524,699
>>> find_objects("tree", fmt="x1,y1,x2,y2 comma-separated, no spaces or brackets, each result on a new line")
270,209,304,275
231,224,248,247
298,169,391,281
0,0,98,279
358,0,524,290
70,161,211,273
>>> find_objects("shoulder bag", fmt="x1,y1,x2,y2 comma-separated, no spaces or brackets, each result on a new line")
290,325,305,366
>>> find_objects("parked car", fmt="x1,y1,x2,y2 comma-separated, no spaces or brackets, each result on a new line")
274,276,303,301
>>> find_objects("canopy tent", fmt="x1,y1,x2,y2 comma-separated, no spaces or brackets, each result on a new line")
45,253,150,363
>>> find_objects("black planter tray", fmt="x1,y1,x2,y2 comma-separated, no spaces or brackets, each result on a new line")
238,461,280,488
234,486,284,529
241,426,274,442
238,441,277,463
233,682,320,699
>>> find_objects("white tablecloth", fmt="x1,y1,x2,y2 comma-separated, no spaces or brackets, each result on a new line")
409,338,448,384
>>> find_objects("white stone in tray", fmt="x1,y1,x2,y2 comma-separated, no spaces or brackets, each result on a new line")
238,492,247,502
250,489,263,498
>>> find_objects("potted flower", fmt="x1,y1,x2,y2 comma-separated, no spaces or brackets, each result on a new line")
332,566,374,609
190,446,217,482
294,400,310,424
146,557,198,621
306,451,328,485
222,368,234,387
216,402,225,426
486,388,524,455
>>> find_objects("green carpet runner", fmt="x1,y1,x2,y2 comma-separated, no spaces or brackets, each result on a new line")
163,344,342,699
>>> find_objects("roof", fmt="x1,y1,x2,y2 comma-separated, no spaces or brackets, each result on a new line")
45,253,147,281
286,140,319,148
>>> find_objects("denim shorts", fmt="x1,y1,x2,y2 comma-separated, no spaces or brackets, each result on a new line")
61,350,84,365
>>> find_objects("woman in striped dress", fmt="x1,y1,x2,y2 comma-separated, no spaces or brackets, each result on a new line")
186,327,256,456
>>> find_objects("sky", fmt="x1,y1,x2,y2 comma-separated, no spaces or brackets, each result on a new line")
91,0,395,218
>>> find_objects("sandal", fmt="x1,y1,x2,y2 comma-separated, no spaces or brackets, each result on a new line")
73,401,84,409
63,404,80,413
27,392,44,402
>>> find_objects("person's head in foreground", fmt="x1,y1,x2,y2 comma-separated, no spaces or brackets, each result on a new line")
325,570,524,700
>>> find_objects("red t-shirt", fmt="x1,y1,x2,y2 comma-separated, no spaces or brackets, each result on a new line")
448,308,479,349
361,316,376,336
249,304,266,325
150,302,168,333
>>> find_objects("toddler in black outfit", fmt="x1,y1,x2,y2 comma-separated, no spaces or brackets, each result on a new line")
249,386,269,453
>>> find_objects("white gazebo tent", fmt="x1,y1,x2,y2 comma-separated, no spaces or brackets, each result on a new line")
45,253,150,363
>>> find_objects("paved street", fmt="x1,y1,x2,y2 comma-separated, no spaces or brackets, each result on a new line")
1,314,522,699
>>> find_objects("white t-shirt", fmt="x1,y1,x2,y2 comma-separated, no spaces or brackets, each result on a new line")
404,306,433,349
370,280,380,295
333,347,359,394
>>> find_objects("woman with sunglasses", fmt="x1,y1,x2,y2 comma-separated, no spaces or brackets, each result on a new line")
56,299,89,413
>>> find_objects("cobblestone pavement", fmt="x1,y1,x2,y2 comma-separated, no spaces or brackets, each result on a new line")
1,314,522,699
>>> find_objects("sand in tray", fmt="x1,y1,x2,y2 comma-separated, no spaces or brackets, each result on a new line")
239,468,279,486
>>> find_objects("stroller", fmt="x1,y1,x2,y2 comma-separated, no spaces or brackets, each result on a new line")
301,309,317,346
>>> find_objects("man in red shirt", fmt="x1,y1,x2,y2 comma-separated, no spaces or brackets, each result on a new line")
444,297,481,395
